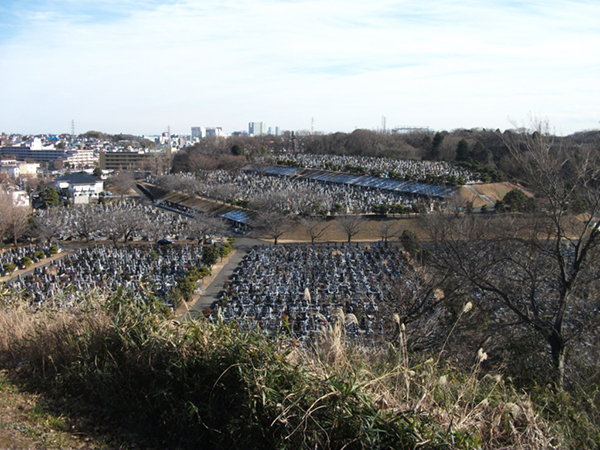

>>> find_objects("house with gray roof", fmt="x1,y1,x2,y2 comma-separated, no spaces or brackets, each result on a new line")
54,173,104,204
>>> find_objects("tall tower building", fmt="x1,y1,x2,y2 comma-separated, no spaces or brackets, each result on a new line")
248,122,268,136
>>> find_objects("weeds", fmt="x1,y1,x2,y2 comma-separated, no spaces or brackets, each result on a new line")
0,290,596,449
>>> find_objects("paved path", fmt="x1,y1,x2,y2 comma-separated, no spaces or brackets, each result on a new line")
183,236,262,319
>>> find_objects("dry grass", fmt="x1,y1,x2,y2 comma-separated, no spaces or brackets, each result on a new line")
302,312,558,450
452,182,528,208
0,287,110,369
0,289,591,449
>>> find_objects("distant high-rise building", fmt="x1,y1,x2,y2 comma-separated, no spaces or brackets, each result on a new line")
205,127,224,138
248,122,268,136
275,127,279,136
192,126,223,139
191,127,206,140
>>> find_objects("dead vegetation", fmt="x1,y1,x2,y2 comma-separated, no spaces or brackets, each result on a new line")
1,288,594,449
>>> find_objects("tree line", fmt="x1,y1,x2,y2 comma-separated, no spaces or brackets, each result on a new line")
170,127,599,186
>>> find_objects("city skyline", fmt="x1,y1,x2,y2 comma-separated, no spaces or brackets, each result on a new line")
1,0,599,136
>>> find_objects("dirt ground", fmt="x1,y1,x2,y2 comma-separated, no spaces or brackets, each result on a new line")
276,180,527,242
452,182,527,208
277,216,427,243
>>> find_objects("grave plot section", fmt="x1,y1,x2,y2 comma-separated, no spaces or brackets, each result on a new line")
6,244,206,308
213,242,413,343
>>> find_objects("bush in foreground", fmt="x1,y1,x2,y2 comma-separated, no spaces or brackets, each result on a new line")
0,290,596,449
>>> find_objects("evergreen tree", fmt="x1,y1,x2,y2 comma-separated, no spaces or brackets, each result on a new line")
231,144,244,156
41,187,60,207
430,131,444,160
503,189,528,212
455,139,470,162
471,141,491,165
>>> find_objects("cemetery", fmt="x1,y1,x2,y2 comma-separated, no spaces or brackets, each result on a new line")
269,153,476,184
147,152,475,217
0,154,511,341
211,242,411,343
4,244,207,308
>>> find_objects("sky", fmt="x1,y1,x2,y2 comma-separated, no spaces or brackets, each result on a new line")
0,0,598,136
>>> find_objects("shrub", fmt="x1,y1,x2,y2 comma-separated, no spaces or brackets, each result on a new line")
19,257,33,268
202,245,219,267
218,243,232,259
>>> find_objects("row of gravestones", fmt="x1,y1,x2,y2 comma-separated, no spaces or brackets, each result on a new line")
213,242,408,343
7,244,205,309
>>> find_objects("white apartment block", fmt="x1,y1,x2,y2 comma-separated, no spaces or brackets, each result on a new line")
191,127,224,140
248,122,268,136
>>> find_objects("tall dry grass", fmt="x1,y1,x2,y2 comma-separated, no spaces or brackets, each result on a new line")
0,287,111,371
305,309,557,449
0,288,594,449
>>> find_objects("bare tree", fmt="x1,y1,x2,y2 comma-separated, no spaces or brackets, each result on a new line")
208,183,238,203
216,154,246,172
154,174,199,195
504,121,600,387
122,208,146,243
254,211,293,245
298,217,330,244
34,208,65,244
0,192,10,242
185,213,227,245
428,120,600,388
141,217,174,244
249,192,289,213
377,220,400,245
73,206,103,242
289,188,328,216
138,152,173,176
102,208,144,245
336,214,365,244
0,192,31,247
384,262,450,352
108,171,136,199
186,152,219,172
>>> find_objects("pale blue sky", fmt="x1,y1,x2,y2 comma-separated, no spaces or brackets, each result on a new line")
1,0,598,136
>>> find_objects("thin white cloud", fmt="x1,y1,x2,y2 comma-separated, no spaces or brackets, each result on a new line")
0,0,598,135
